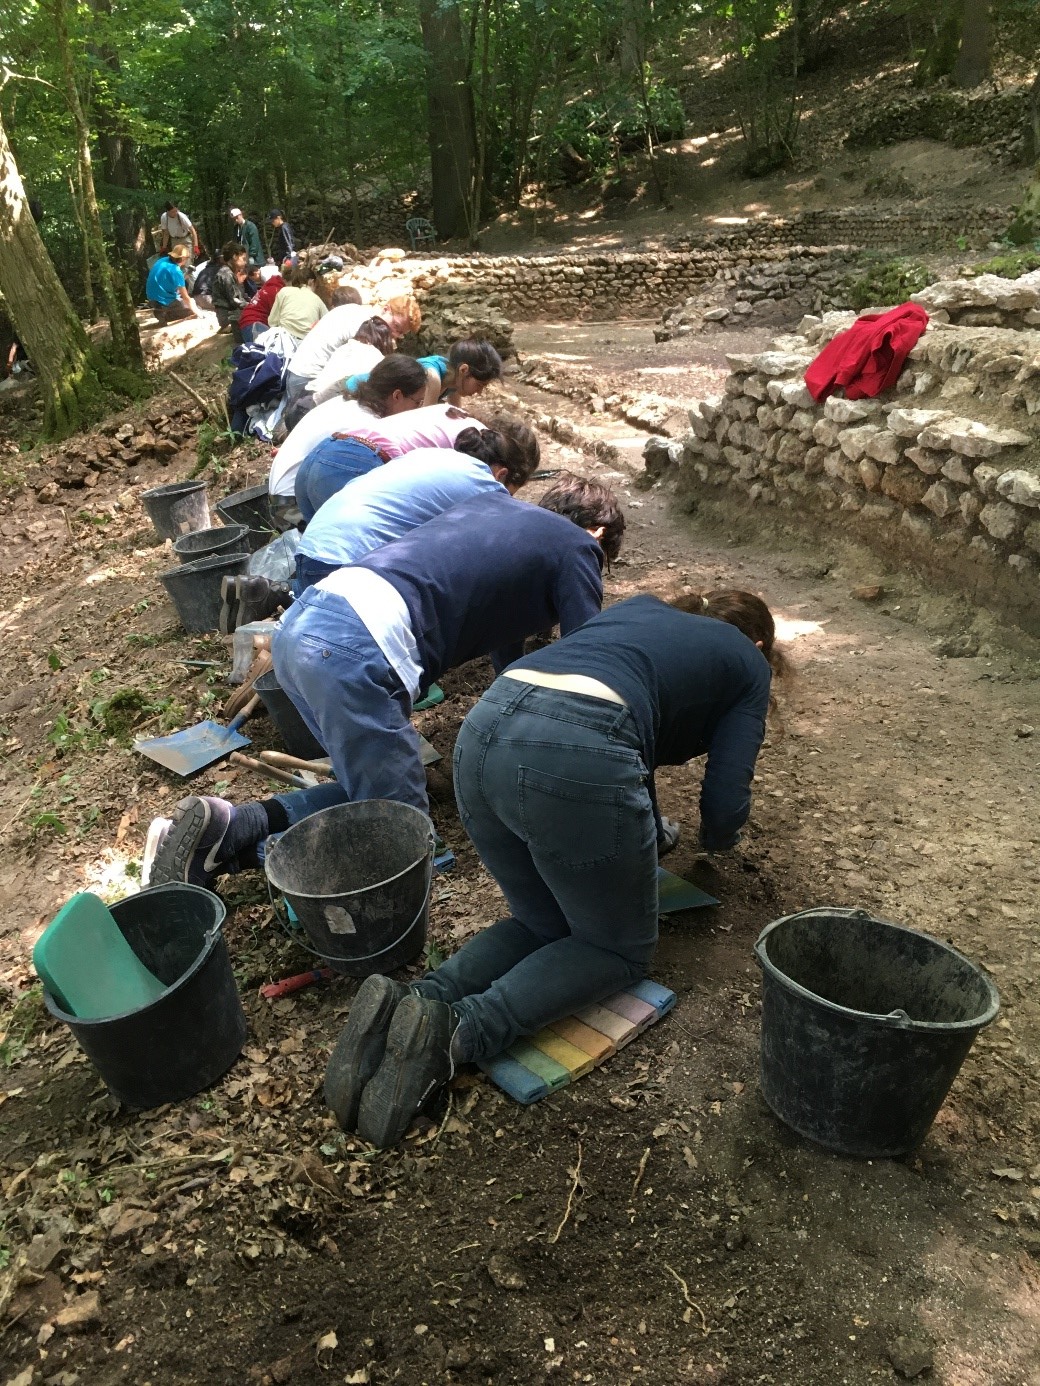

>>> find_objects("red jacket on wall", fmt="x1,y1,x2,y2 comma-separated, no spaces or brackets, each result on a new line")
804,302,929,402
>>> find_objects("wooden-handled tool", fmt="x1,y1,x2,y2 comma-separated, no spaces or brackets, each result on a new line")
258,750,334,776
229,751,319,788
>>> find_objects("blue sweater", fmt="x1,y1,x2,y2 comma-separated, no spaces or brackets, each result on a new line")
511,594,772,851
355,491,604,686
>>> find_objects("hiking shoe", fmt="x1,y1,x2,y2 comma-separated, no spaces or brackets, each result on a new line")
219,575,290,635
148,795,240,889
357,995,456,1149
324,975,410,1132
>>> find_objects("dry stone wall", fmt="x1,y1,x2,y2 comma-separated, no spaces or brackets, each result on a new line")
652,274,1040,633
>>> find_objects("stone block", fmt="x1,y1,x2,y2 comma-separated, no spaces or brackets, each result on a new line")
858,458,882,491
824,452,851,482
905,445,945,475
813,418,842,448
743,374,769,401
776,433,807,467
920,416,1032,458
838,425,882,462
803,445,826,475
900,510,936,540
1023,520,1040,555
824,397,880,425
881,466,929,507
913,271,1040,315
779,381,815,408
863,431,904,466
940,455,974,485
995,469,1040,508
732,396,757,421
689,412,714,440
939,377,977,400
922,481,959,519
790,409,816,437
959,491,982,525
973,463,1001,496
751,351,813,377
979,501,1022,542
756,405,777,431
887,407,951,440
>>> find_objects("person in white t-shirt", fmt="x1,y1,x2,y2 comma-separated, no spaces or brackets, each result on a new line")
159,202,200,255
283,295,421,404
267,354,429,530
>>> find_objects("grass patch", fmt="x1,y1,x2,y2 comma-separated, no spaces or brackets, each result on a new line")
971,250,1040,280
0,986,45,1066
843,257,937,312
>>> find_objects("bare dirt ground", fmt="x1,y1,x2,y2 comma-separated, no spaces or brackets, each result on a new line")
1,309,1040,1384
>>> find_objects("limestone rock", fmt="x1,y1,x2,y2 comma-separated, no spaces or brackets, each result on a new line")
912,271,1040,314
905,446,945,476
751,351,813,378
887,407,951,440
54,1292,102,1334
960,492,982,525
940,455,974,485
812,418,842,448
1023,520,1040,554
838,425,881,462
923,481,959,519
779,380,814,409
823,397,880,425
858,458,882,491
703,308,730,322
995,469,1040,508
776,434,807,467
881,467,929,507
919,416,1031,458
863,431,904,466
803,445,826,475
979,501,1022,542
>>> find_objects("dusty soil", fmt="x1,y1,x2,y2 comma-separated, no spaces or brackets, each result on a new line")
1,309,1040,1386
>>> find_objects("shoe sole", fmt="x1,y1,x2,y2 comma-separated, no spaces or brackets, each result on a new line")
218,576,241,636
357,998,449,1150
323,976,404,1133
147,797,211,887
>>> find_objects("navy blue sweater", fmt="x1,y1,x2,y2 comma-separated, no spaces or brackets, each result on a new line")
511,594,772,851
355,491,604,687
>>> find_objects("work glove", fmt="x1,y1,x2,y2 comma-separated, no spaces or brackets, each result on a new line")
657,816,681,858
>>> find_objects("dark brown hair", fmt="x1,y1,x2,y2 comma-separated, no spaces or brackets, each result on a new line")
454,415,540,489
354,316,394,354
222,240,246,263
330,285,363,306
538,473,625,562
287,262,315,288
448,338,503,384
670,589,790,678
354,354,427,415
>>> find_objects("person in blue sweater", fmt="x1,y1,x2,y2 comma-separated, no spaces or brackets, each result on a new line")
148,476,625,891
326,589,788,1147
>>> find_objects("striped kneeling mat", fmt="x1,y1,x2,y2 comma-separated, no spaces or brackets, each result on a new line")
478,980,677,1104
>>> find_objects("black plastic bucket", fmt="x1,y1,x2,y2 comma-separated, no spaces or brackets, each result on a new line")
173,523,250,564
42,884,247,1109
215,484,275,553
142,480,210,541
254,670,325,759
265,800,434,977
755,908,1000,1158
160,551,251,632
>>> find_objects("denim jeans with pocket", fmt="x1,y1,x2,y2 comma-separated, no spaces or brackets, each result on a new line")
416,678,659,1061
293,437,383,523
269,585,429,823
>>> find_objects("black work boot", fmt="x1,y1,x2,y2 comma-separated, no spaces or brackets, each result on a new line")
356,995,457,1149
324,975,411,1132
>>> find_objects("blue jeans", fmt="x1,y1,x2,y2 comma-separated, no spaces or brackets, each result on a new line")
240,322,267,344
293,552,339,597
416,679,659,1061
269,585,429,823
293,437,384,523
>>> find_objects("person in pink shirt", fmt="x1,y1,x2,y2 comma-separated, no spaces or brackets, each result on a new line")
294,403,533,521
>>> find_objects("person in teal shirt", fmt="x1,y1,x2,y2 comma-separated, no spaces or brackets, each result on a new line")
230,208,262,266
145,245,198,324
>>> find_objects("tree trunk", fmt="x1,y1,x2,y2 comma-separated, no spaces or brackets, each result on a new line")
54,0,143,371
952,0,991,89
914,2,961,86
418,0,478,240
1025,70,1040,164
0,106,110,438
67,169,96,321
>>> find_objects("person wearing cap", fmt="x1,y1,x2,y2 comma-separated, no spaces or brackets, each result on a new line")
230,208,263,267
145,243,199,324
268,210,296,266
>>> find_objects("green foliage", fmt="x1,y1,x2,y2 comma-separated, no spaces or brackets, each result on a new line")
844,258,937,311
972,249,1040,277
0,986,45,1066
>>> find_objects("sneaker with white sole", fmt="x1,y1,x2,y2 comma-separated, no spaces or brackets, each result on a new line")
147,795,239,889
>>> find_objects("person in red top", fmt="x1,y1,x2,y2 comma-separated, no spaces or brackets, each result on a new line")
239,270,286,344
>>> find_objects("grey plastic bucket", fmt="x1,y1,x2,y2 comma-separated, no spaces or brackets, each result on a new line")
215,484,275,552
755,907,1000,1158
160,551,250,632
254,670,325,760
173,524,250,564
43,884,246,1109
264,800,434,977
142,480,210,541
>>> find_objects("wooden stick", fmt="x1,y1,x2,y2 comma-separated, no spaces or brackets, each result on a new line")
168,369,220,421
549,1140,583,1244
259,750,333,775
229,751,313,788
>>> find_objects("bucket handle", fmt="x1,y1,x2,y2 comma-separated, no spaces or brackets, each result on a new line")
266,849,434,967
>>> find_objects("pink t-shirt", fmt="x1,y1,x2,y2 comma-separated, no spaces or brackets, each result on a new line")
344,403,486,459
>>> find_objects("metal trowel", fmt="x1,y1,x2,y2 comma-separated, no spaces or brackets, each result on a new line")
134,695,259,777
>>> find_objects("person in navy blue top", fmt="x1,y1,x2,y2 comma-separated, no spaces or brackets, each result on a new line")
148,476,626,898
327,589,788,1147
